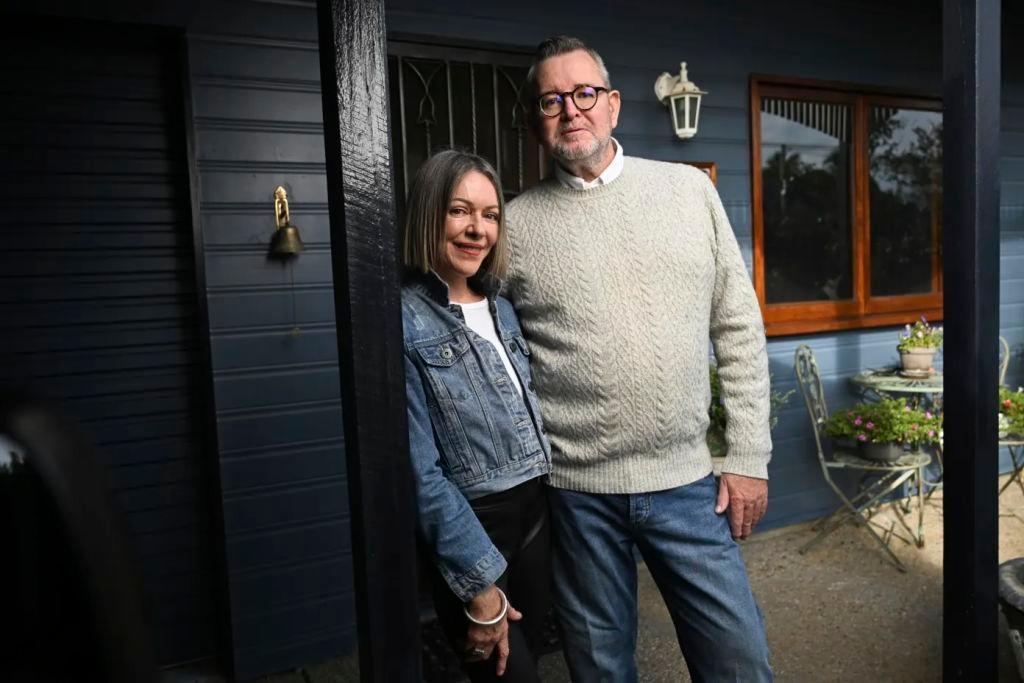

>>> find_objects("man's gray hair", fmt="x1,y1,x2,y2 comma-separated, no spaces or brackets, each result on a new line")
525,35,611,100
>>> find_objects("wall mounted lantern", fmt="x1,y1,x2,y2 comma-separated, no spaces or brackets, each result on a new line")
270,185,304,257
654,63,706,140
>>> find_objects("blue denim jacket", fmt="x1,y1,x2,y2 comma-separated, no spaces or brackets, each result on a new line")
402,271,551,601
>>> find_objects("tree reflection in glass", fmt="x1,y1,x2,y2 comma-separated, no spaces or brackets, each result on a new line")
761,98,853,304
869,108,942,297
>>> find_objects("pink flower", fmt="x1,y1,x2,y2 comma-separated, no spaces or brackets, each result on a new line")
865,421,875,430
925,411,933,419
911,424,919,430
857,434,868,442
928,430,936,438
854,417,863,426
904,405,911,412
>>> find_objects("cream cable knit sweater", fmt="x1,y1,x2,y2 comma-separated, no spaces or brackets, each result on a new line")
505,157,771,493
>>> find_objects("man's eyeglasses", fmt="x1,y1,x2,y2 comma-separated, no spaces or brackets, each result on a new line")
536,85,609,118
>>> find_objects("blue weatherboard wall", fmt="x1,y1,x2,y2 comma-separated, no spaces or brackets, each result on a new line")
184,0,354,677
385,0,1024,528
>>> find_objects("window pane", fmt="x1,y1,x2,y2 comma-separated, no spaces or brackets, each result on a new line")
869,107,942,296
761,98,853,304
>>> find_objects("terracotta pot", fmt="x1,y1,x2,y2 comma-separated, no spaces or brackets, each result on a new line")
899,347,937,372
859,441,905,462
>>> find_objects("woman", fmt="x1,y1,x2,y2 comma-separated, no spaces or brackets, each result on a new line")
401,149,551,681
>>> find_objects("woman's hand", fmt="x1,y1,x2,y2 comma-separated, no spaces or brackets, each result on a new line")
464,585,523,676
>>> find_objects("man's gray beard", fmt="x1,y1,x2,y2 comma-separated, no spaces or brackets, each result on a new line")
553,134,610,164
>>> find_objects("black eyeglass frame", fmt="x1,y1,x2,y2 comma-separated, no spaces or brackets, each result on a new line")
535,85,610,118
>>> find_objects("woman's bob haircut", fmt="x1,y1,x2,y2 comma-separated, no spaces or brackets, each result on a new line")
401,149,508,281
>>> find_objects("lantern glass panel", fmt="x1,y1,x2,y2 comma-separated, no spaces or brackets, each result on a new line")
673,95,690,131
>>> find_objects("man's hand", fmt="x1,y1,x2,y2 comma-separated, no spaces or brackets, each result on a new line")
715,473,768,540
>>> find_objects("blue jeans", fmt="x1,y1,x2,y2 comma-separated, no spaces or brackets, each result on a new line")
549,475,772,682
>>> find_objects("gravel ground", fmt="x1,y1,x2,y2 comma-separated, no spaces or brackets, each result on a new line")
172,475,1024,682
536,474,1024,682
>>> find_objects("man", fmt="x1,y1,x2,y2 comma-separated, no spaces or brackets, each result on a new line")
504,35,773,681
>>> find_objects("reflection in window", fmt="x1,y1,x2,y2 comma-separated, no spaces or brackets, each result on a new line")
761,98,853,304
869,108,943,297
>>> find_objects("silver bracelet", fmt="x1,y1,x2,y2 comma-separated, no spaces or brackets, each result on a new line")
463,587,508,626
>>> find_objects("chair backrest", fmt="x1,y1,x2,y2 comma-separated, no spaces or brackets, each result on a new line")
1000,336,1011,385
794,344,829,461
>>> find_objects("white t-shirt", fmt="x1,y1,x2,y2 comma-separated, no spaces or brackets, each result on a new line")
457,298,523,397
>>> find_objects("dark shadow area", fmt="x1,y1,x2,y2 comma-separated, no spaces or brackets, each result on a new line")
0,395,156,683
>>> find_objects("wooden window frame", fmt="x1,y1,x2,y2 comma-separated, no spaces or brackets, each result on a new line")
749,75,943,336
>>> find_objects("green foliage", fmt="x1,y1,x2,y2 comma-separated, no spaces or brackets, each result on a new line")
897,316,943,353
825,398,942,447
1000,385,1024,437
707,363,794,457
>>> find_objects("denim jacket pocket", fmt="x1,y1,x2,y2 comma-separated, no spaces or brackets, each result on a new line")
414,334,477,474
417,335,469,368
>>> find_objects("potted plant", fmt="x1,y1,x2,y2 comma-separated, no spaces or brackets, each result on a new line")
897,316,943,375
706,362,794,461
1000,385,1024,440
824,398,943,462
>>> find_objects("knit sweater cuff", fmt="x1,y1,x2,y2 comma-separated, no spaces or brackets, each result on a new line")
720,449,770,480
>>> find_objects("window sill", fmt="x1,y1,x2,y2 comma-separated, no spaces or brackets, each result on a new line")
764,307,943,337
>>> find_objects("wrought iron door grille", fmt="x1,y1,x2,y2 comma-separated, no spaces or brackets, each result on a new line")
387,41,547,219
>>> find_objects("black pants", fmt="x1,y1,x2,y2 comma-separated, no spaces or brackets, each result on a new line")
431,477,551,683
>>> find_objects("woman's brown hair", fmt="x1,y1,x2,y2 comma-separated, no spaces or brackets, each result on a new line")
401,149,508,280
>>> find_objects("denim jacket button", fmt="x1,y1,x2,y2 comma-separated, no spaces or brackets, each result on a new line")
441,346,453,359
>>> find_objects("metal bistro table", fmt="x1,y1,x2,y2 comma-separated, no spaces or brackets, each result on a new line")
850,368,943,475
852,369,1024,497
850,368,944,405
849,368,944,545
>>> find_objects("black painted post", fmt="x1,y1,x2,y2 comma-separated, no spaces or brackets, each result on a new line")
942,0,1001,679
316,0,421,679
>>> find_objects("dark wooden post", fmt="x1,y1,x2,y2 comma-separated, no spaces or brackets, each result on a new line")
942,0,1001,679
316,0,421,679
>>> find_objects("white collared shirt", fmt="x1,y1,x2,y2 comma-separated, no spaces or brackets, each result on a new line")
554,138,624,190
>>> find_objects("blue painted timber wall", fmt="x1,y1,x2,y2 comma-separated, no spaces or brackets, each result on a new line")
183,1,353,678
175,0,1022,677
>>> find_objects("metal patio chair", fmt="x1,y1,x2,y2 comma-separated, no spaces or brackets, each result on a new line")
794,345,932,572
1000,336,1024,497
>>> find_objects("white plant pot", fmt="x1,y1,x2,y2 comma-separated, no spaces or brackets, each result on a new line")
900,347,937,372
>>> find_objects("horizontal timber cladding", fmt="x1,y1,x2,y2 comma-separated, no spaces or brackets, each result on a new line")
186,0,356,677
0,22,221,666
